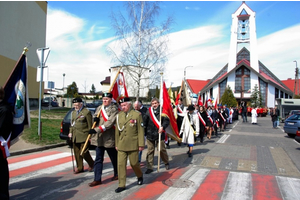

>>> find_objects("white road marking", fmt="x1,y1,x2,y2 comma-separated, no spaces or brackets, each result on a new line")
9,152,71,170
217,134,230,144
157,167,210,200
221,172,252,200
276,176,300,200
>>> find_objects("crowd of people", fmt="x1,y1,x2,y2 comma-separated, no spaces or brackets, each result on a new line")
66,94,244,193
0,87,282,198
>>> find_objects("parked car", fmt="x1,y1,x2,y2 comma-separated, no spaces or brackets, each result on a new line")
59,107,95,146
295,129,300,143
283,114,300,138
86,99,103,108
285,110,300,121
41,97,58,107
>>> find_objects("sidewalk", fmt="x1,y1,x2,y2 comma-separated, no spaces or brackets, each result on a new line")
9,136,66,157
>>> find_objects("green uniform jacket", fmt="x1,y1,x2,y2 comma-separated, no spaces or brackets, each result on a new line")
90,104,118,148
69,107,92,143
115,108,145,151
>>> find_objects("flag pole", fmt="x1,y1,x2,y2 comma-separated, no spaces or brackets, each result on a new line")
80,66,123,156
157,72,163,172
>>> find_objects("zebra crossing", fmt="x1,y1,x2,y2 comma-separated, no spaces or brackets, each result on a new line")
8,150,300,199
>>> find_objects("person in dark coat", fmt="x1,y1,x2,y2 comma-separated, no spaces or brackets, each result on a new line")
211,106,219,137
198,106,208,143
143,98,170,174
134,100,147,162
176,98,186,146
0,86,13,200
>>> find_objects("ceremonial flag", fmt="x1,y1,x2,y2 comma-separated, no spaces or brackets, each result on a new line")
214,95,219,109
111,71,128,103
160,82,181,142
175,80,189,106
197,95,203,106
3,53,30,146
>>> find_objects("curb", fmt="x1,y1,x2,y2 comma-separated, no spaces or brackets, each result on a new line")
10,142,68,157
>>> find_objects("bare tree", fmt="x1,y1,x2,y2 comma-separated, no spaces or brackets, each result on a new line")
108,1,173,99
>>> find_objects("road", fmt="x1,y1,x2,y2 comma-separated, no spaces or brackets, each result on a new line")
8,116,300,200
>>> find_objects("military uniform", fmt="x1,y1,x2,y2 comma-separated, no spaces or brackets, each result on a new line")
69,105,94,172
115,107,145,188
90,103,118,183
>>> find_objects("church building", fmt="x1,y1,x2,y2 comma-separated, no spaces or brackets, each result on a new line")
196,2,293,108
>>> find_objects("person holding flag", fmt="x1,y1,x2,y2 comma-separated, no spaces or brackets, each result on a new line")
69,98,94,174
143,97,170,174
88,93,119,187
0,87,14,200
180,105,199,157
1,47,31,199
176,98,186,146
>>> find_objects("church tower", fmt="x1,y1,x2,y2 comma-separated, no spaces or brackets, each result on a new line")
228,2,259,72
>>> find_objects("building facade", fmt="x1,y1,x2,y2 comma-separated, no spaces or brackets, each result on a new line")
198,2,292,108
0,2,47,107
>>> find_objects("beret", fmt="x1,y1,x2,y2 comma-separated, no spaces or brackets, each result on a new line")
102,93,113,98
119,97,131,104
72,97,82,103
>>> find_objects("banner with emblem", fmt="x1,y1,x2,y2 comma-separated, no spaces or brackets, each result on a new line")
3,53,30,146
111,71,129,103
175,80,189,106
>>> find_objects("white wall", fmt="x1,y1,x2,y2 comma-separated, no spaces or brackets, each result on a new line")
268,84,275,107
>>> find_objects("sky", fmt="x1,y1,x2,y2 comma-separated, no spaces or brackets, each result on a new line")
45,1,300,93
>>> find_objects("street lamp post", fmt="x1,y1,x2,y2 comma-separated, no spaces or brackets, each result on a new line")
184,66,193,80
293,60,299,97
63,73,65,93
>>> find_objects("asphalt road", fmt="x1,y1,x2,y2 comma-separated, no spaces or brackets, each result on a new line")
8,115,300,200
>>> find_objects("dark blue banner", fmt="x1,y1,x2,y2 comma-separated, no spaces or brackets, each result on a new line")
4,54,30,144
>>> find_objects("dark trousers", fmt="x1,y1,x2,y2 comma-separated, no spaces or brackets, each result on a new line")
0,153,9,200
94,146,118,181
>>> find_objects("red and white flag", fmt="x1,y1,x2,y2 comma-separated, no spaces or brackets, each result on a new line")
197,95,203,106
110,71,128,103
160,82,181,142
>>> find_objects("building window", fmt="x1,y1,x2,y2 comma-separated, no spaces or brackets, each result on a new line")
259,78,267,106
235,66,250,93
219,78,227,98
275,88,279,99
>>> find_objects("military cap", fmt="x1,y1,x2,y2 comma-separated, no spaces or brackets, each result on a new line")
119,97,131,104
72,97,83,103
102,93,113,98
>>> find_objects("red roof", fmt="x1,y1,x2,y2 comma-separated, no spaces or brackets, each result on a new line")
186,79,210,94
281,78,300,95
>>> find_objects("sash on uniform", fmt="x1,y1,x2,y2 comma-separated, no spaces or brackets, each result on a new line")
0,134,11,158
177,105,185,117
206,112,213,124
100,106,115,130
197,112,206,127
219,111,225,122
149,107,168,142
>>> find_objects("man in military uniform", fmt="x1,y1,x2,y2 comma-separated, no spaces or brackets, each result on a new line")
88,93,119,187
115,97,145,193
68,97,94,174
143,97,170,174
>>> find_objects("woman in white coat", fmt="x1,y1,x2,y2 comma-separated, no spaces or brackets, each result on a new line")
251,107,258,124
180,105,200,157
